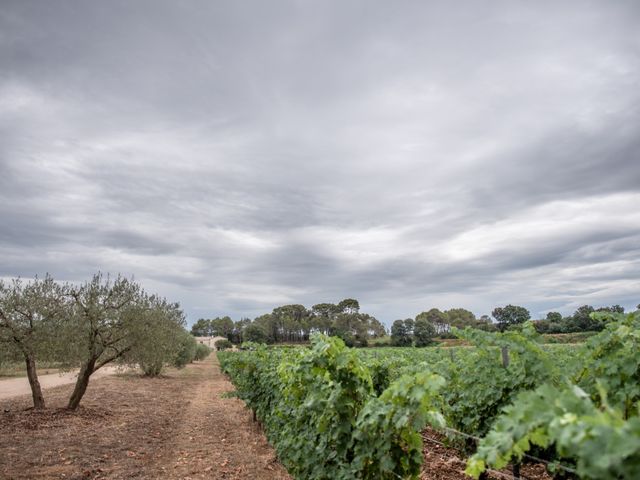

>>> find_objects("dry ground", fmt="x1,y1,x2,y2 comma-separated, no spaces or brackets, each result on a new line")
420,428,552,480
0,355,290,480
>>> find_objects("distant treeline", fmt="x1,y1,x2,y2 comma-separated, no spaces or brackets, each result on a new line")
533,304,630,333
191,299,386,347
192,301,636,347
388,303,632,346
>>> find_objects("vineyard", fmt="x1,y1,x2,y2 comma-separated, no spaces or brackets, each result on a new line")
219,311,640,479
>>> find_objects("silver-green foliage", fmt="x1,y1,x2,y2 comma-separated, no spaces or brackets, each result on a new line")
0,275,68,408
1,273,190,408
172,330,198,368
214,338,233,350
194,342,211,361
123,295,187,376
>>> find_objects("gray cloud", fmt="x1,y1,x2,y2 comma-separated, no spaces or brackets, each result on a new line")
1,0,639,324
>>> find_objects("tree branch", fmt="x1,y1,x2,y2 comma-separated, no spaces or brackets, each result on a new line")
94,345,132,371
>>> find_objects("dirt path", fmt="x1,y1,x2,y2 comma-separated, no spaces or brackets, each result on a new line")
148,354,291,479
0,367,119,401
0,354,291,480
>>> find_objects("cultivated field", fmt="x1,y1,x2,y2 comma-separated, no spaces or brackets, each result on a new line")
219,311,640,480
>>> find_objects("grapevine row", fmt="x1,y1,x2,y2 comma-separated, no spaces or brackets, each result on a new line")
219,311,640,479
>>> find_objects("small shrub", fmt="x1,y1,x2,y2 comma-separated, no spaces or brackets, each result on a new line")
215,339,233,351
194,343,211,360
140,360,164,377
173,332,197,368
239,341,261,350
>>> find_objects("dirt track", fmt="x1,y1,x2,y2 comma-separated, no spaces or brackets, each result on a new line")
0,354,290,479
0,367,120,401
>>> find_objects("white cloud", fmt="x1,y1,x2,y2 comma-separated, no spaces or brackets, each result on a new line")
0,1,639,323
443,193,640,262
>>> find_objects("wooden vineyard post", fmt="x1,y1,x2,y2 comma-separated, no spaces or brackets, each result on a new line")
501,346,510,368
500,346,521,477
513,462,521,478
478,347,504,480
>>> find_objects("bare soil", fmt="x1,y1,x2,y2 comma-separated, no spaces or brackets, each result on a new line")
420,428,552,480
0,355,290,480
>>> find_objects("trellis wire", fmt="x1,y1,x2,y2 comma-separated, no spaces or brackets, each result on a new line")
436,425,577,476
422,434,523,480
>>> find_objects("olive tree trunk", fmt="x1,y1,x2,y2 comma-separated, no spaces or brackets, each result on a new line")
67,357,96,411
25,354,45,409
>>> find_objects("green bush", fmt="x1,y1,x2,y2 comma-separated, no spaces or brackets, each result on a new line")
125,299,188,377
239,341,262,350
214,338,233,351
194,343,211,361
173,332,197,368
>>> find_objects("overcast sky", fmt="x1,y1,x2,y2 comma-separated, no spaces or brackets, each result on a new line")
1,1,639,325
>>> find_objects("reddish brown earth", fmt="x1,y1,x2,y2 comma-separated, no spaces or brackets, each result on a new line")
0,355,290,480
420,428,552,480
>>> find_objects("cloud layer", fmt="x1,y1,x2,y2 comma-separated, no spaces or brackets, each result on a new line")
1,1,639,324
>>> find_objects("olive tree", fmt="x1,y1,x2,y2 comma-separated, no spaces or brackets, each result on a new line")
122,295,186,376
0,276,67,409
194,343,211,361
65,274,144,410
173,330,198,367
214,338,233,350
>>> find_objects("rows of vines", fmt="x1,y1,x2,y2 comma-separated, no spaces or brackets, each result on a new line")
219,311,639,479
